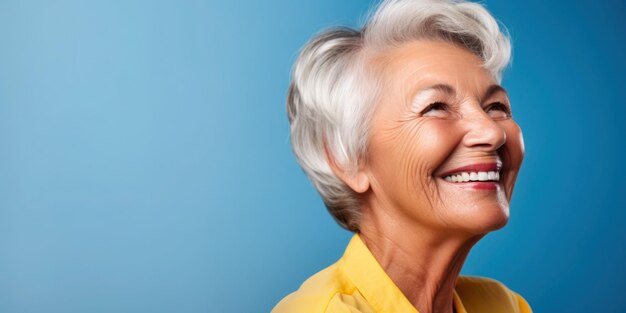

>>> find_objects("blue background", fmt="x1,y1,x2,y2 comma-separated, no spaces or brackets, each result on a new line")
1,0,624,312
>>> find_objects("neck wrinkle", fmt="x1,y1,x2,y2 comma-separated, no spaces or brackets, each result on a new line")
358,205,483,313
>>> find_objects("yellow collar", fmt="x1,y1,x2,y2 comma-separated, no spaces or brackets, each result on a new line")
338,234,468,313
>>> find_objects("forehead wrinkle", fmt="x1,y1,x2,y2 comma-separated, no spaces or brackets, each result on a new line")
371,43,464,110
393,63,433,110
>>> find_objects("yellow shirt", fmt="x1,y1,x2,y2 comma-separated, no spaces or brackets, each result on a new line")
273,234,532,313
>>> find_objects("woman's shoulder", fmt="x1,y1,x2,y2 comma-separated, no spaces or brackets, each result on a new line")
272,262,365,313
455,276,533,313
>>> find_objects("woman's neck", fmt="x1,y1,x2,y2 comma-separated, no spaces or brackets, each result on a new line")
359,209,483,313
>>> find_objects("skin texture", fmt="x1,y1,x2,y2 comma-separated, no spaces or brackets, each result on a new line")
328,40,525,313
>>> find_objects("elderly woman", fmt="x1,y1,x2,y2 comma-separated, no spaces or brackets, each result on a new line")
273,0,530,312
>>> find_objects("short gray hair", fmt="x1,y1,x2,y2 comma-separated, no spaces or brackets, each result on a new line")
287,0,511,232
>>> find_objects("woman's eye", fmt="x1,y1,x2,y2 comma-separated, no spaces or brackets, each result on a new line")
485,102,511,118
422,102,448,114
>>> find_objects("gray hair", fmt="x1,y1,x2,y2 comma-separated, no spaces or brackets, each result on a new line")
287,0,512,232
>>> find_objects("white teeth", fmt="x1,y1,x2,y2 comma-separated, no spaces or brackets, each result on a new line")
461,172,470,182
442,171,499,183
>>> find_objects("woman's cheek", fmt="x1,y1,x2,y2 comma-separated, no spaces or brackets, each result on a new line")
418,119,463,163
500,121,524,200
406,120,460,190
509,122,525,168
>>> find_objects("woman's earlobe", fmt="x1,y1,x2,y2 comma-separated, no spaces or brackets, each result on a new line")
323,141,370,194
351,171,370,193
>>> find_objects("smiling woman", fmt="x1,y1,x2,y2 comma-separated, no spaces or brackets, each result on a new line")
274,0,530,312
361,39,524,239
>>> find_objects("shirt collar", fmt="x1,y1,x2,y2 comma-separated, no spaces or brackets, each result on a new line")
338,233,468,313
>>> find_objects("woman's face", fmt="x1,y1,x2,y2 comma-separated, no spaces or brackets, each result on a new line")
363,40,524,235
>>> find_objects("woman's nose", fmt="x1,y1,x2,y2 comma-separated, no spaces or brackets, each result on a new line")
461,110,507,152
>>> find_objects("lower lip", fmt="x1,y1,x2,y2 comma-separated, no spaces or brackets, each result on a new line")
439,178,500,190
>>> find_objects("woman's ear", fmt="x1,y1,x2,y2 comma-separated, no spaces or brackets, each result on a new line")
323,141,370,194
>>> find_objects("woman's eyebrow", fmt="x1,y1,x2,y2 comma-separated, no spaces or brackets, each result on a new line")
411,83,508,104
409,83,456,110
482,85,508,101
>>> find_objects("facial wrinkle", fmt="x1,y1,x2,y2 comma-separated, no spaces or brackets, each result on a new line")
398,100,462,227
392,119,428,221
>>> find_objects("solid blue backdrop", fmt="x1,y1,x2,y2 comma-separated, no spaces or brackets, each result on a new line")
1,0,624,312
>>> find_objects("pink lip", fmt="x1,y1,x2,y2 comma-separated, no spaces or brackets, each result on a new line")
446,181,499,190
439,162,502,177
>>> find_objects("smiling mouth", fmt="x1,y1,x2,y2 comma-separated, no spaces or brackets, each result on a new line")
437,162,502,184
442,171,500,183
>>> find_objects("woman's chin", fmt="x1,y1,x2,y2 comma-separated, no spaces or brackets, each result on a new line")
453,203,510,236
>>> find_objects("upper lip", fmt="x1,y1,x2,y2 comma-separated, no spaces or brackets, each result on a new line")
439,162,502,177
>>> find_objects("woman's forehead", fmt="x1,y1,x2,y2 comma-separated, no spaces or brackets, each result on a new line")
370,41,498,96
383,42,486,77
